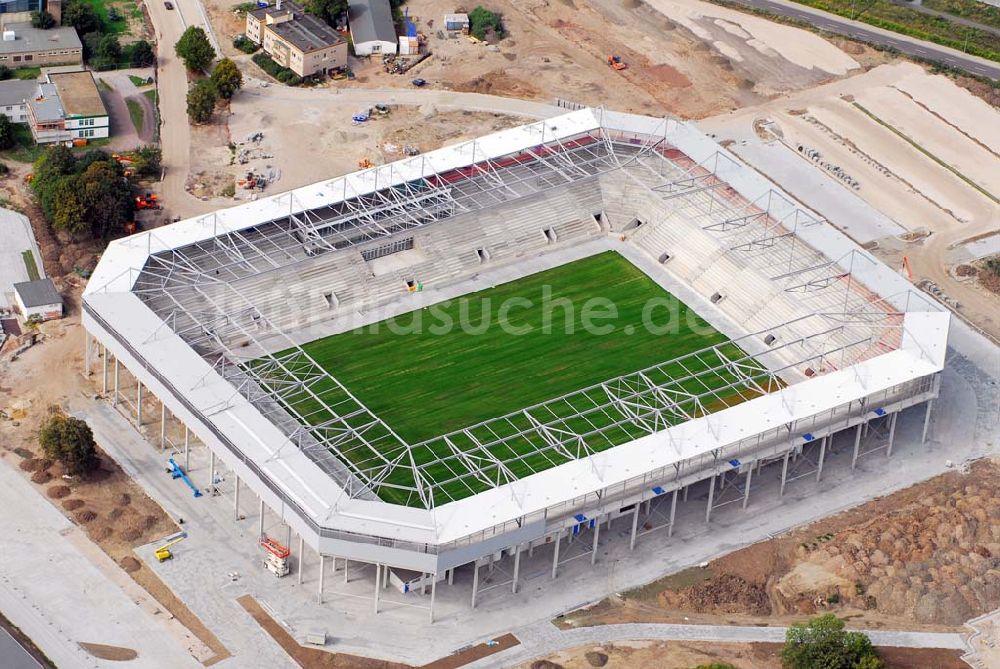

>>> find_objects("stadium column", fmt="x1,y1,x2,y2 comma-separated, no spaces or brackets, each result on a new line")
668,488,678,537
471,562,479,609
780,451,790,496
851,423,863,470
429,573,437,623
344,559,349,583
815,437,827,482
113,358,119,406
590,516,600,565
318,555,325,604
136,380,142,427
551,532,561,579
742,465,753,509
160,403,166,451
374,564,381,614
258,498,265,537
512,544,521,593
102,345,108,393
234,475,240,520
210,451,216,491
629,503,639,550
922,400,933,444
84,332,92,377
184,426,190,471
297,535,303,585
705,474,716,523
886,412,898,457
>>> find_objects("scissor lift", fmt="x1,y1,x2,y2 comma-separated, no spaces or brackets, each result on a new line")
260,536,290,578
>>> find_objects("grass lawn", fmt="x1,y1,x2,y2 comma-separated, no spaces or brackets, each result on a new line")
126,98,144,135
21,250,39,281
261,252,772,504
128,74,152,87
80,0,128,34
0,124,44,163
12,67,41,80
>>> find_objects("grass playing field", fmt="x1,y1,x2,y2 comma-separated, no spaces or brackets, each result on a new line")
261,251,771,505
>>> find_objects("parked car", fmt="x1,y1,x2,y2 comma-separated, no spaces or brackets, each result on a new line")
411,78,426,87
164,1,174,9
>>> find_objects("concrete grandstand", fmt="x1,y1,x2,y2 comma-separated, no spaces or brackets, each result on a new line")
81,108,949,620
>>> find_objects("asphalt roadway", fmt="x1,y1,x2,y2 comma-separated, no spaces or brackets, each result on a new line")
724,0,1000,80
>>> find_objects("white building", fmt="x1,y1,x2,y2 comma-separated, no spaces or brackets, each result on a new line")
348,0,396,56
13,278,62,321
0,79,36,123
27,69,109,144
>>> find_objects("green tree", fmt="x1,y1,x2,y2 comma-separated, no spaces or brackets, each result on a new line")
61,0,101,35
303,0,347,26
210,58,243,99
0,65,11,80
97,34,121,62
131,145,162,177
30,10,56,29
0,114,14,150
51,176,88,235
175,26,216,72
782,614,883,669
130,39,155,67
38,412,98,476
186,78,217,123
32,145,77,220
78,160,132,238
468,6,505,40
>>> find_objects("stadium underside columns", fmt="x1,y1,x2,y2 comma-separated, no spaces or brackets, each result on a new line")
705,475,716,523
851,423,863,470
135,379,142,427
102,344,108,393
922,400,934,444
742,466,753,509
512,544,521,593
629,503,640,550
234,475,240,520
373,564,381,614
591,516,601,565
780,451,790,496
318,555,325,603
886,412,899,457
258,498,264,536
113,358,119,406
815,437,827,482
210,451,216,492
84,331,92,377
668,488,678,537
183,426,190,471
471,562,479,608
297,535,303,585
429,574,437,623
551,532,561,579
160,403,166,451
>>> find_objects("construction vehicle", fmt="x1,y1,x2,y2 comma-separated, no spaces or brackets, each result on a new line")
136,192,161,210
901,256,913,281
607,54,627,71
154,531,188,562
167,458,202,498
358,157,374,169
260,536,290,577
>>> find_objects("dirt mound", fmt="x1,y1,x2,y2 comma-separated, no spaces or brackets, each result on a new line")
78,642,138,661
74,509,97,524
659,573,771,615
93,526,113,541
120,556,141,573
531,662,564,669
585,650,609,666
114,493,131,506
47,485,71,499
19,458,45,472
31,470,52,484
451,70,540,98
119,528,142,542
62,498,85,511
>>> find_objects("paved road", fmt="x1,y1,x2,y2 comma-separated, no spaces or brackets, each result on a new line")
466,620,967,667
725,0,1000,80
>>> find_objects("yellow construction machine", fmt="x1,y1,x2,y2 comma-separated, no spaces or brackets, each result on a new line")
154,531,188,562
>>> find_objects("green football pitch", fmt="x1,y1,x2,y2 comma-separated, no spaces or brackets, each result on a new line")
261,251,772,505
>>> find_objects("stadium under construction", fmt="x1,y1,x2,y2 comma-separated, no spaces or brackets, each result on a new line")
81,108,949,621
